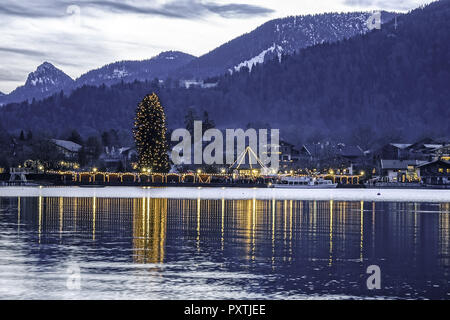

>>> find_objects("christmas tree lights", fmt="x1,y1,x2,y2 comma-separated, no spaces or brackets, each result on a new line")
133,93,170,173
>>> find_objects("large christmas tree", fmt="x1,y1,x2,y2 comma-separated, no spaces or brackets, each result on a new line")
133,93,170,173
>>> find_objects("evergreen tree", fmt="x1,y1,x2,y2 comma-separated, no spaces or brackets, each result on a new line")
184,107,198,136
203,111,215,132
86,136,102,161
101,131,111,147
78,146,87,167
133,93,170,172
68,130,83,145
19,130,25,141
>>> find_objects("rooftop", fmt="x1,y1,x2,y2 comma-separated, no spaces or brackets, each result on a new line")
381,159,426,170
52,139,82,152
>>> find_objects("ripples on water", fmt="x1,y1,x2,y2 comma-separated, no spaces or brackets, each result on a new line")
0,196,449,300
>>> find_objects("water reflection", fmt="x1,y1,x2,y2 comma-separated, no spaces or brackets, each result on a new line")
133,198,167,264
0,197,449,299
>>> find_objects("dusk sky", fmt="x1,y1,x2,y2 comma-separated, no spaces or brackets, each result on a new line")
0,0,436,93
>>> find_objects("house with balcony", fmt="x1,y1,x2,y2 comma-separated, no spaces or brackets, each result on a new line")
417,160,450,185
380,159,425,183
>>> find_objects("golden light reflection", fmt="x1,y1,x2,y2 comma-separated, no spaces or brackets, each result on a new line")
92,196,96,241
38,196,42,244
133,198,167,264
221,198,225,251
17,197,20,234
272,198,275,267
329,200,333,266
439,203,450,272
59,197,63,238
360,201,364,261
12,196,450,271
252,198,256,261
197,197,200,251
372,202,375,250
414,203,419,257
289,200,293,262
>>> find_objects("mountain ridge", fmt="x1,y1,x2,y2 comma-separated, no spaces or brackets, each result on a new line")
172,11,398,79
0,10,398,105
74,51,196,88
0,1,446,144
0,62,74,105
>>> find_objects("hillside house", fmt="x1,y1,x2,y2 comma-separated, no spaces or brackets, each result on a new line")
51,139,81,160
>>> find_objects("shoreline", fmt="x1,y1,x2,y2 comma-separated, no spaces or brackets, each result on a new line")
1,186,450,203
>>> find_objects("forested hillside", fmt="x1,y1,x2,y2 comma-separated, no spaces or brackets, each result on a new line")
0,1,448,146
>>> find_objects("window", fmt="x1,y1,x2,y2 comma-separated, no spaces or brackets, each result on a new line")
438,168,444,173
447,169,450,174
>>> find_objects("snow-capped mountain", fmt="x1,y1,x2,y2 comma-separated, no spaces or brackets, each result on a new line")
0,62,74,105
0,12,398,106
0,52,195,105
75,51,196,87
174,11,398,79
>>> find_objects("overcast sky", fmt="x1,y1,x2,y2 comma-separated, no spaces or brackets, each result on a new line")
0,0,435,93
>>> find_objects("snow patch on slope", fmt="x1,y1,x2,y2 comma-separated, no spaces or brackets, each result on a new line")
232,43,283,73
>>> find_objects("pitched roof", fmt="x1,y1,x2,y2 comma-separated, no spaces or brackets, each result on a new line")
301,144,323,157
339,145,364,158
52,139,82,152
423,144,444,149
390,143,412,149
380,159,425,170
416,159,450,168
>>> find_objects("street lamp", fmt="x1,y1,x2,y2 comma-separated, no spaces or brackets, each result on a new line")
93,167,98,173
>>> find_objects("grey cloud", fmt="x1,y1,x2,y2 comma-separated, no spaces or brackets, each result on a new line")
0,0,274,20
0,67,28,82
0,2,66,18
203,3,274,18
85,1,189,18
84,0,275,19
343,0,419,10
0,47,45,57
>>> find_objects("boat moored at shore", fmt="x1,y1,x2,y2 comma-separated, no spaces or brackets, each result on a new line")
270,176,337,189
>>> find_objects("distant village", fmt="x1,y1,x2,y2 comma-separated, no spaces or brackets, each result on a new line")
1,131,449,187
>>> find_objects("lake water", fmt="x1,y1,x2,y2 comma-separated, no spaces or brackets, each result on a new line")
0,189,449,299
